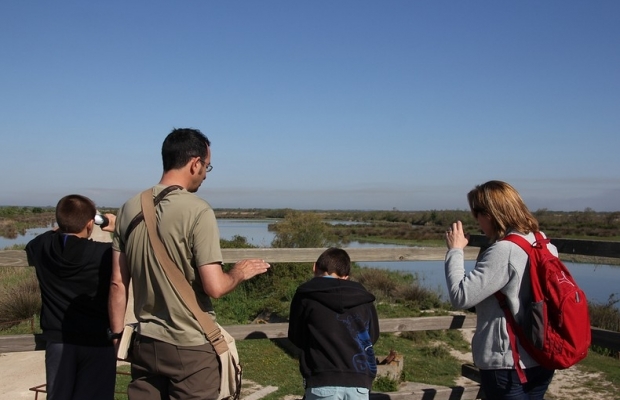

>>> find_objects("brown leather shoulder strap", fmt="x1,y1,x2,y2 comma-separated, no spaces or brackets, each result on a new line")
124,185,183,242
139,189,229,355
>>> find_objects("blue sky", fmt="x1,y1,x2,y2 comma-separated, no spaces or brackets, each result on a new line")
1,1,618,211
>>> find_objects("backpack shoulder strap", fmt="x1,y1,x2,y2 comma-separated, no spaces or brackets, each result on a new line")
496,232,540,384
495,291,528,384
503,233,534,256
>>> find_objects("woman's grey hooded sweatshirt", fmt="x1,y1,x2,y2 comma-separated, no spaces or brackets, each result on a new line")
445,231,558,370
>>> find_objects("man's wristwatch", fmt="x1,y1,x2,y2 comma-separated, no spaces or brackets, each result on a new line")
107,328,123,341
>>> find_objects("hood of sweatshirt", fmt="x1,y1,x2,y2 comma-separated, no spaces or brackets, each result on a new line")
295,277,376,314
27,230,98,278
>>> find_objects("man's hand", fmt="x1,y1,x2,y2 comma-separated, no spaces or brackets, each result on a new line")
200,259,271,298
230,258,271,281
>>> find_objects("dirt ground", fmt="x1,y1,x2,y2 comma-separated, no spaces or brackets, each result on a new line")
0,351,46,399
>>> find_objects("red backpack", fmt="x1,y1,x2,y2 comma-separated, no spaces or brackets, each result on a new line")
495,232,591,382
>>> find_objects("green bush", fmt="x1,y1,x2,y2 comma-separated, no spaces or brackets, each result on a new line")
354,267,448,312
271,211,338,248
214,261,312,323
589,294,620,332
373,375,399,392
215,236,314,323
355,268,402,300
589,294,620,357
0,272,40,328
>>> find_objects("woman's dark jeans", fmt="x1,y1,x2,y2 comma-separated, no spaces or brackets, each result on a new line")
479,366,555,400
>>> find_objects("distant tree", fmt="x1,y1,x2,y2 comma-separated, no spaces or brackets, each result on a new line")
0,206,19,217
264,208,293,219
605,212,620,228
220,235,255,249
271,211,338,248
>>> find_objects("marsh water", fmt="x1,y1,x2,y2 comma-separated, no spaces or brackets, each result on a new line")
3,219,618,307
220,219,620,307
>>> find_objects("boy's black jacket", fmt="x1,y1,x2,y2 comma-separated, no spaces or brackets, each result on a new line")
26,230,113,346
288,277,379,389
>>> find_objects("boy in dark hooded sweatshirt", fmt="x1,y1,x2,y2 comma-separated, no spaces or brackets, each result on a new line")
288,247,379,400
25,194,117,400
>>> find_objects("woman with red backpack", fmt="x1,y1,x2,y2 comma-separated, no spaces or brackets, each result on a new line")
444,180,556,400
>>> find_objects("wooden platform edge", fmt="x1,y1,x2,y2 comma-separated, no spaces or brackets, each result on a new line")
461,363,481,383
370,383,485,400
0,315,477,353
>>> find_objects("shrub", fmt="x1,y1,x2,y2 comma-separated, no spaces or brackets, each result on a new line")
394,284,445,310
215,236,314,323
399,330,431,344
271,211,338,248
220,235,255,249
373,375,399,392
589,294,620,358
0,273,40,328
355,268,401,300
420,344,452,359
354,267,447,311
589,294,620,332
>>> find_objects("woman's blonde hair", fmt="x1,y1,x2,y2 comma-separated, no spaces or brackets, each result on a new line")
467,180,539,241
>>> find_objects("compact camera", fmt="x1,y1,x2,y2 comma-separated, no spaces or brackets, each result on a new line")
94,214,109,228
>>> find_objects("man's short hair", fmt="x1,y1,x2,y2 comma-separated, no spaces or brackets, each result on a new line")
56,194,97,234
162,128,211,172
315,247,351,277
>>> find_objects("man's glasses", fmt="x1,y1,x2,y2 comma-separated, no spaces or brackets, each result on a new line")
198,159,213,172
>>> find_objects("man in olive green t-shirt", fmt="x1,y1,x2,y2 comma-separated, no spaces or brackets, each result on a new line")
109,128,271,400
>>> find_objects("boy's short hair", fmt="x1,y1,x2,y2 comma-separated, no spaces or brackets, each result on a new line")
56,194,97,234
315,247,351,277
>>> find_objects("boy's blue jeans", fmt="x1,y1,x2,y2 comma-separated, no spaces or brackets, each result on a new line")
479,366,554,400
305,386,370,400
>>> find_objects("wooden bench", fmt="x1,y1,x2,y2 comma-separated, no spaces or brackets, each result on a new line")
461,363,482,384
28,383,46,400
369,383,485,400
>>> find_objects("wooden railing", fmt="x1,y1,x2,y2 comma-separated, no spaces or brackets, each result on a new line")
1,236,619,400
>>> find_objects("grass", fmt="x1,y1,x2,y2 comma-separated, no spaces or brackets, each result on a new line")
110,330,471,398
114,366,131,399
374,330,466,387
237,339,304,399
0,266,35,290
578,351,620,392
112,340,304,399
2,244,27,250
242,329,473,395
0,266,41,330
0,316,39,334
232,329,620,398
